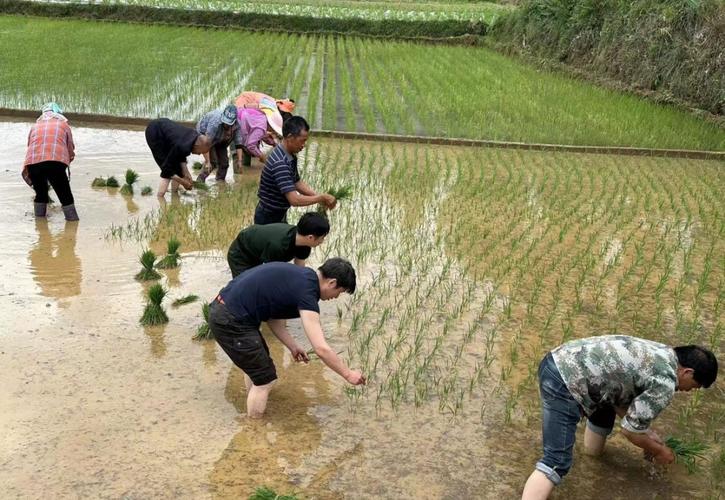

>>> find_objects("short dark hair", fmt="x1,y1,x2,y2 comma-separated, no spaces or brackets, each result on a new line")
674,345,718,388
297,212,330,237
319,257,356,294
280,110,293,123
283,115,309,138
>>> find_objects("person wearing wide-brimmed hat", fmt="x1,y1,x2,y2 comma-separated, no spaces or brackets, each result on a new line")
23,103,79,220
195,104,239,182
231,107,283,172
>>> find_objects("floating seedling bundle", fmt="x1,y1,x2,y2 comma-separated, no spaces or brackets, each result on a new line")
172,294,198,307
141,186,153,196
193,302,212,340
120,169,139,195
105,176,120,188
135,249,161,281
248,486,299,500
192,161,203,171
140,283,168,326
91,177,107,187
156,237,181,269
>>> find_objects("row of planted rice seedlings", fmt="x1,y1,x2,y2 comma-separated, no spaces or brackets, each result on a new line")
2,15,723,149
32,0,505,22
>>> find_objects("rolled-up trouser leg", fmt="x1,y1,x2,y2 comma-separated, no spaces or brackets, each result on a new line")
535,352,582,486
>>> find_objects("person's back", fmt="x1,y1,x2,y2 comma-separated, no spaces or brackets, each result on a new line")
227,223,306,278
219,262,320,325
552,335,677,431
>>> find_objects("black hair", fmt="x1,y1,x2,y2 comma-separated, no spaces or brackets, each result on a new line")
297,212,330,237
319,257,356,294
280,110,293,123
674,345,718,388
282,115,309,138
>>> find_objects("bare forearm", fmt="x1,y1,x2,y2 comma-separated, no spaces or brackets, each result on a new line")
622,430,666,456
267,320,298,351
287,192,326,207
314,346,350,379
295,180,317,197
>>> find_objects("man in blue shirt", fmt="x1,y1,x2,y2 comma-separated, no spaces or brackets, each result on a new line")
255,116,336,224
209,257,365,417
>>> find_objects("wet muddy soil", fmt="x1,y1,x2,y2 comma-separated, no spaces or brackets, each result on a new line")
0,121,718,499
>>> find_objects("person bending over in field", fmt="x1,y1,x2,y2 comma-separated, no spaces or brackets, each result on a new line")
227,212,329,278
255,116,336,225
208,258,365,417
195,104,239,182
522,334,718,499
144,118,211,198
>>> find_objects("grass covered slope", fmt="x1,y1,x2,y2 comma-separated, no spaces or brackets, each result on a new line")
0,15,722,150
489,0,725,115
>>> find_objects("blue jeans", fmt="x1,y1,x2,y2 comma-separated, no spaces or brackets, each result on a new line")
535,352,583,485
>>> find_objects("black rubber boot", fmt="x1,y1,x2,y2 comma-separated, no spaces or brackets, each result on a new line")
62,204,79,221
34,202,47,217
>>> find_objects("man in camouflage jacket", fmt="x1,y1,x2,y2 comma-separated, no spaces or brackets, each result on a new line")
522,334,718,499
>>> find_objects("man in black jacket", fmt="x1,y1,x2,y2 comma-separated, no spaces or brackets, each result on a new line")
145,118,212,197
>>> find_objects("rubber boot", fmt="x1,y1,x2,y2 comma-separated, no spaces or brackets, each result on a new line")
34,202,47,217
196,170,210,183
215,165,229,181
62,204,79,221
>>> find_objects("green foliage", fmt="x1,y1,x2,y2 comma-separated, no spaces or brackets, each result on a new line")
193,302,212,340
193,180,209,191
136,249,162,280
106,175,120,188
172,294,198,307
489,0,725,114
91,177,107,187
156,237,181,268
141,186,153,195
192,161,203,170
140,283,168,325
326,185,353,200
124,168,139,186
666,436,709,473
248,486,299,500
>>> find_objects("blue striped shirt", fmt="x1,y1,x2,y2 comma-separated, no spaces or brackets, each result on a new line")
257,144,300,210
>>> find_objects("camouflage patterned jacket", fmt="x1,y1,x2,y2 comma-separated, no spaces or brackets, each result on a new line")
551,335,677,433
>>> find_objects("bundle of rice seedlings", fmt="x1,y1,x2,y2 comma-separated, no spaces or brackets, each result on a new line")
193,302,212,340
192,161,203,170
135,250,161,281
91,177,107,187
665,436,709,473
317,185,353,213
248,486,299,500
172,294,199,308
106,176,120,188
156,237,181,269
141,186,153,196
193,180,209,191
140,283,168,326
120,169,139,195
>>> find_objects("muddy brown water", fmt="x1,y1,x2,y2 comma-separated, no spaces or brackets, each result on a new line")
0,120,718,499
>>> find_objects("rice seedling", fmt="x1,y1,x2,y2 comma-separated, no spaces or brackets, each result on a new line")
172,294,199,307
140,283,169,326
192,161,203,171
141,186,153,196
135,249,161,281
106,176,120,188
665,436,709,473
3,17,723,150
193,180,209,191
318,184,353,213
193,302,212,340
91,177,107,187
120,169,140,195
248,486,299,500
155,237,181,269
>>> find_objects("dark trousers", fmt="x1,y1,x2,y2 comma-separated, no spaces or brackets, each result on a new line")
253,203,288,225
28,161,74,206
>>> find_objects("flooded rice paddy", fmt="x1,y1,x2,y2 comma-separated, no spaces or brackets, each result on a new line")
0,120,723,499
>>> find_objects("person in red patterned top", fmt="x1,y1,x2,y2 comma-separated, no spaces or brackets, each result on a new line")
23,103,78,221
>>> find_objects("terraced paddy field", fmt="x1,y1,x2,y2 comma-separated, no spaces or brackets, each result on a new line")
1,119,722,498
1,15,723,150
21,0,509,22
